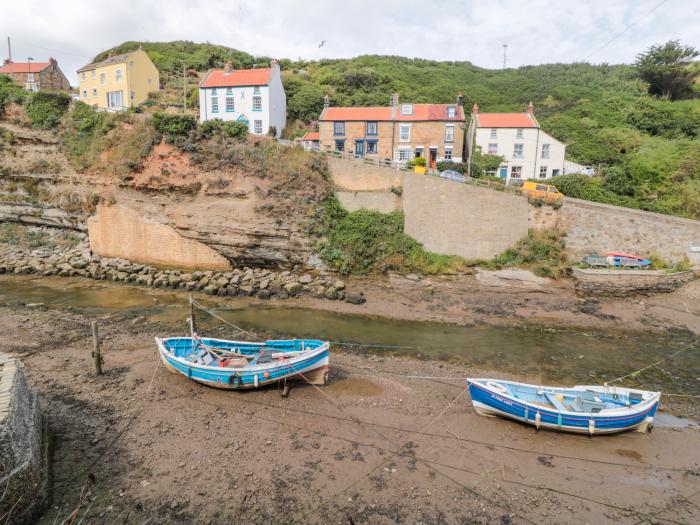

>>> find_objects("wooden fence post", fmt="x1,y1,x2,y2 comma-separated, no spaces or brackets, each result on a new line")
91,321,103,375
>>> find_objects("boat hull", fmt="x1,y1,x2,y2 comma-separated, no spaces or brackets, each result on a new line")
156,337,330,390
468,380,658,435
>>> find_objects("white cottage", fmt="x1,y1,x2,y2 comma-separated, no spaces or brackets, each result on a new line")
199,60,286,138
467,102,566,183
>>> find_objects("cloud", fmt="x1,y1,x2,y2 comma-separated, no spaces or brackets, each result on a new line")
1,0,698,85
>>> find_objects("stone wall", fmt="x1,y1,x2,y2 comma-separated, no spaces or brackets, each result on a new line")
87,205,231,270
402,172,530,260
329,157,403,192
0,354,48,524
336,191,401,213
572,268,695,296
561,198,700,266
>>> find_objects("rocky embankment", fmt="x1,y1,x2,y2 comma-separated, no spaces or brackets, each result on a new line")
0,241,366,304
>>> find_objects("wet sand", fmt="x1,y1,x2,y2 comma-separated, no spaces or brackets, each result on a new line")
1,304,698,524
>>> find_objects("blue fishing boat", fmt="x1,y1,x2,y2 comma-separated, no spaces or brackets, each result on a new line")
467,378,660,435
156,336,330,390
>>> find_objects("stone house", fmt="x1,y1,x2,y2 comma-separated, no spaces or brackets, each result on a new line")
77,48,160,111
318,93,466,169
466,102,566,182
299,131,320,151
0,58,70,92
199,60,286,138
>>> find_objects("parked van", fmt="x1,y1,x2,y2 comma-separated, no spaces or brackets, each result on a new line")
520,181,563,204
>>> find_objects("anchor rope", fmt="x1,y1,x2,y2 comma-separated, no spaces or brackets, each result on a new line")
605,339,699,386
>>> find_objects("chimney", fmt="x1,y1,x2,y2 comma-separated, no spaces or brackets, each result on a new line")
323,94,330,109
456,92,464,106
527,101,534,114
390,92,399,119
224,61,233,74
49,57,57,65
472,101,479,114
2,58,9,66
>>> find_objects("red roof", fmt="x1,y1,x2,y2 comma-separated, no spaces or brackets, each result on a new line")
200,68,272,88
0,61,50,74
319,103,464,122
302,131,320,141
476,113,538,128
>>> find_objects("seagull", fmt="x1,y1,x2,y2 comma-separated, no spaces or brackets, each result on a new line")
318,40,327,48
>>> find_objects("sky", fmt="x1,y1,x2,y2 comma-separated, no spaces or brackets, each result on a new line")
1,0,699,84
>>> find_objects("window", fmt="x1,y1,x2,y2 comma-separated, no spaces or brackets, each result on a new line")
539,166,548,178
415,147,423,159
82,90,87,98
444,148,453,160
447,106,456,118
536,184,548,191
511,166,522,179
91,70,95,79
516,128,523,139
541,144,550,159
254,120,263,134
397,148,411,161
400,103,413,116
513,143,524,158
81,72,86,80
490,128,497,139
487,143,498,154
226,87,232,95
253,86,261,94
147,78,152,85
252,95,262,111
445,125,455,143
130,91,135,100
212,88,217,95
107,90,124,109
92,88,97,97
115,69,122,82
366,121,378,135
100,73,105,84
552,169,561,177
334,121,345,136
211,97,219,113
335,139,345,152
226,96,234,112
27,73,35,82
399,124,411,142
366,141,378,154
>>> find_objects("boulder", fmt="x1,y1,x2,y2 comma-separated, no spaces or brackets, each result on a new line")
334,280,346,291
203,285,219,295
299,274,313,284
284,282,302,295
344,292,366,305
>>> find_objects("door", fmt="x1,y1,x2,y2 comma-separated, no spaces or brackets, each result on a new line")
429,148,437,169
355,141,364,158
107,90,124,109
499,166,508,179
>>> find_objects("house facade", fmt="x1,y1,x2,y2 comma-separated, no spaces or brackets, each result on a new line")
76,48,160,111
0,58,70,92
467,102,566,182
198,60,286,138
318,94,466,169
299,131,320,151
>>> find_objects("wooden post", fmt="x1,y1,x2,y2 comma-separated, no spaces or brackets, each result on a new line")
189,294,196,339
91,321,103,375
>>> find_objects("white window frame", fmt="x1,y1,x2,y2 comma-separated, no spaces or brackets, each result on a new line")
91,70,96,79
539,166,548,179
490,128,497,139
366,141,378,154
445,125,455,143
226,96,234,112
366,121,378,135
516,128,523,139
399,124,411,142
444,148,453,160
115,69,122,82
400,104,413,116
397,148,411,161
92,88,97,97
511,166,522,179
254,120,263,134
513,143,524,159
252,95,262,111
487,143,498,155
211,96,219,113
82,90,87,98
541,144,550,159
334,121,345,136
447,106,456,118
100,72,105,85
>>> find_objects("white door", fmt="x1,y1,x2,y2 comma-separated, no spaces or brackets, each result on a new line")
107,91,124,109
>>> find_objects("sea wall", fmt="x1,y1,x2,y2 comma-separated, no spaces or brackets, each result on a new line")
335,191,401,213
0,354,48,524
329,157,403,192
572,268,695,296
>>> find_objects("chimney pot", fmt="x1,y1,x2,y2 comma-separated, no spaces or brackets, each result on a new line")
457,92,464,106
2,59,9,66
390,93,399,119
323,94,330,109
527,101,534,114
224,61,233,74
472,102,479,114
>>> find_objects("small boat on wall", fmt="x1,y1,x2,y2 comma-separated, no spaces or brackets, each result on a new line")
156,336,330,390
467,378,660,435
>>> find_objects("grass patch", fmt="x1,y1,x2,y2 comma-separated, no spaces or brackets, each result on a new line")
309,196,469,275
487,228,568,279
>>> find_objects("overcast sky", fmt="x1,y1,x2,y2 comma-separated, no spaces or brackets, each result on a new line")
1,0,699,84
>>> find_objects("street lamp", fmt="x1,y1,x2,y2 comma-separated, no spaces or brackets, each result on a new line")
27,57,34,92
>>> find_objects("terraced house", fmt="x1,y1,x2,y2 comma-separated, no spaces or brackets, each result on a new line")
198,60,286,138
318,94,466,169
77,48,159,111
0,58,70,92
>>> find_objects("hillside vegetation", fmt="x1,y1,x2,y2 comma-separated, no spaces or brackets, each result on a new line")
90,40,700,220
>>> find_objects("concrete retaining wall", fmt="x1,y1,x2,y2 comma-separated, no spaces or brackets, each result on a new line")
329,157,403,192
572,268,695,296
87,205,231,270
0,354,47,524
336,191,402,213
402,172,530,260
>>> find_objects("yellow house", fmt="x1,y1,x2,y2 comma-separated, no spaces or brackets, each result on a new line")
76,48,159,110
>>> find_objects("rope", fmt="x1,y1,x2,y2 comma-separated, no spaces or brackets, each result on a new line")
190,299,259,339
606,339,699,386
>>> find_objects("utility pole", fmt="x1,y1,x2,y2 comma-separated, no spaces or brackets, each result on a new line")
182,61,187,112
502,44,508,70
6,37,12,74
91,321,104,375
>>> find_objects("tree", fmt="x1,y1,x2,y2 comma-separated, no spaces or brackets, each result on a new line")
288,84,326,122
635,40,699,100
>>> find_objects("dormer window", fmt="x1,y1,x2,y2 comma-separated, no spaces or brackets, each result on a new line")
447,106,456,118
400,103,413,116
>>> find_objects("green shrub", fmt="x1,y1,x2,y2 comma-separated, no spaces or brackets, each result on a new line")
152,112,196,136
25,91,71,129
0,75,25,113
199,119,248,140
489,228,568,279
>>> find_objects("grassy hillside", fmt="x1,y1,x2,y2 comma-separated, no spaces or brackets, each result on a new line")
92,42,700,219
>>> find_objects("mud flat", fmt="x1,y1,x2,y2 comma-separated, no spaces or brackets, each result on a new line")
0,300,698,524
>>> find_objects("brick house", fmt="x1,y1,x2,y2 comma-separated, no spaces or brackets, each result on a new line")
0,58,70,92
318,94,466,169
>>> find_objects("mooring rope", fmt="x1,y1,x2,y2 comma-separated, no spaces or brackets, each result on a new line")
606,339,699,386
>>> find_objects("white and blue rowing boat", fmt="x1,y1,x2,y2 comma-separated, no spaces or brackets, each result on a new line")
156,336,330,390
467,378,660,435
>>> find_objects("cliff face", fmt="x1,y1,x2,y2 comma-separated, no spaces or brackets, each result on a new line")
0,122,330,269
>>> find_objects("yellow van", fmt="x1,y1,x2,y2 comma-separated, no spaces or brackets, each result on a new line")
521,181,564,204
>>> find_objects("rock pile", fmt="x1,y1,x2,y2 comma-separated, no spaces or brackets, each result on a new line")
0,242,366,304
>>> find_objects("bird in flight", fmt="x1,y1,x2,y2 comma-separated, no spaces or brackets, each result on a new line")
319,40,327,48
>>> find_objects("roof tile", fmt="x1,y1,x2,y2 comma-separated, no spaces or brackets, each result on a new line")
200,68,272,88
0,62,50,74
319,103,464,122
476,113,538,128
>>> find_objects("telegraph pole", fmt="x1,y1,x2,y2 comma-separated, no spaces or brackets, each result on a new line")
502,44,508,69
6,37,12,74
